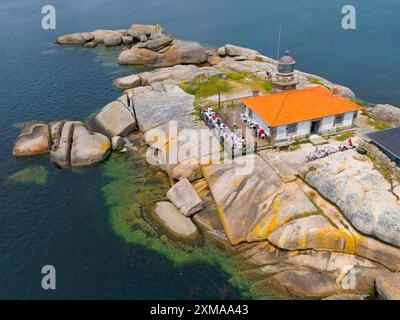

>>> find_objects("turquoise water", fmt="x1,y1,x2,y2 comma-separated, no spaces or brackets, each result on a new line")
0,0,399,299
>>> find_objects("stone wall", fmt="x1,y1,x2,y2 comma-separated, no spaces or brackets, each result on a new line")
359,139,400,182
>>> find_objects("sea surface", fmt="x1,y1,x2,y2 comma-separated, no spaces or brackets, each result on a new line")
0,0,399,299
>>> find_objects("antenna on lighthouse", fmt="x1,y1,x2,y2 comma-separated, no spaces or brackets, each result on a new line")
276,27,282,60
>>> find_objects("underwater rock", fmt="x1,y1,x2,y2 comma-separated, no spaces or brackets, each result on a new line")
7,166,48,186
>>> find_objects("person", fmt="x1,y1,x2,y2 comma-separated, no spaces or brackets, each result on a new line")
259,128,266,139
348,137,353,148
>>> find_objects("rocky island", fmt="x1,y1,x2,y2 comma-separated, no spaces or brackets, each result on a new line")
13,23,400,300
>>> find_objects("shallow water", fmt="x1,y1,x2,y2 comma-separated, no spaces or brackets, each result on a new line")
0,0,399,299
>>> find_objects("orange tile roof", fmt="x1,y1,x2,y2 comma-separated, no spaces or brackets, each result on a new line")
241,86,364,127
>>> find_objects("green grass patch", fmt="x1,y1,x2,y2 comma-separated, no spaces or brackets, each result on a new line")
180,72,273,99
308,77,323,85
351,98,365,107
180,76,232,99
335,131,355,142
7,166,48,186
361,110,392,131
288,139,311,151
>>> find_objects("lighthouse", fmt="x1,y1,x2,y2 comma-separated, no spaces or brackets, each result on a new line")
271,50,298,93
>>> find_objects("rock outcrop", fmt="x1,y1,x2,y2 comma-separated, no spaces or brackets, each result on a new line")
50,121,110,168
202,154,319,245
221,44,260,59
129,24,164,37
104,33,122,47
137,35,174,51
375,271,400,300
13,121,51,157
113,74,142,90
370,104,400,127
117,41,207,67
88,100,137,138
92,30,123,43
152,201,199,242
113,65,221,90
56,32,94,44
70,124,111,168
299,150,400,247
166,178,204,216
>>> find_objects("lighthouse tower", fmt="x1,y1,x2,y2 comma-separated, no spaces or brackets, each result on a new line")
271,50,298,93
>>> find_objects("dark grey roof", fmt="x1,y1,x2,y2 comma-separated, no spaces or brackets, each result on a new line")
278,50,295,65
366,127,400,160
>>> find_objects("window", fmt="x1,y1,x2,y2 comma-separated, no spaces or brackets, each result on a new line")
334,114,344,126
287,123,297,135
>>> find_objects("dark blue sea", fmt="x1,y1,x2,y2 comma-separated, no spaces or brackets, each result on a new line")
0,0,399,299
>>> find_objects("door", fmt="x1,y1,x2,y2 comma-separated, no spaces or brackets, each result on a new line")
310,120,320,134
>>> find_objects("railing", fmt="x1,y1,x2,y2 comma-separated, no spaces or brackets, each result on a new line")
200,109,256,159
270,74,299,84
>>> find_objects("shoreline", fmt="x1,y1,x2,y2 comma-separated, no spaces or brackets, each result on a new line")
11,23,400,300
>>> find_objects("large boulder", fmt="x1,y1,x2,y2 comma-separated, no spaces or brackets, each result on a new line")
111,136,125,151
138,65,204,86
49,120,64,150
137,35,174,51
224,44,260,58
121,36,134,45
70,124,110,168
132,80,195,132
129,24,164,36
152,201,199,242
13,121,51,157
267,215,350,252
375,271,400,300
113,74,141,90
104,33,122,47
56,32,94,44
166,178,204,216
89,101,137,138
299,151,400,247
50,121,80,168
117,41,207,67
92,30,123,43
167,160,203,182
202,155,318,245
370,104,400,127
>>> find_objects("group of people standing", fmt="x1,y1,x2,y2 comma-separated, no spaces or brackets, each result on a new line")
202,107,247,155
240,112,267,139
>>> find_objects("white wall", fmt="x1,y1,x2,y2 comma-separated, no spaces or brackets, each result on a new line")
276,125,287,140
252,113,271,136
320,116,334,134
296,121,311,137
343,112,354,128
